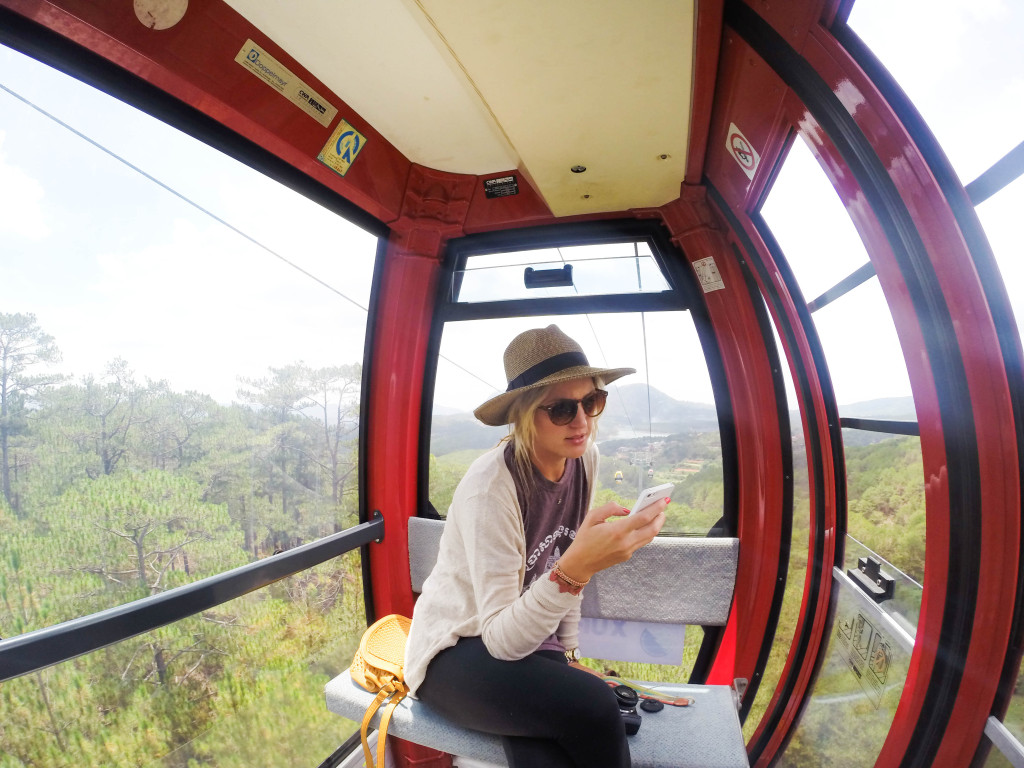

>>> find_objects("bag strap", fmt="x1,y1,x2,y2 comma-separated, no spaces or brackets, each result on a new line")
603,677,693,707
375,688,407,768
360,687,392,768
360,681,409,768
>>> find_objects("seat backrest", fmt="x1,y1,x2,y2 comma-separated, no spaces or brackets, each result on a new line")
408,516,738,627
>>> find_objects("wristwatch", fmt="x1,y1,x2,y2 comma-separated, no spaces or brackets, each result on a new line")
564,647,581,663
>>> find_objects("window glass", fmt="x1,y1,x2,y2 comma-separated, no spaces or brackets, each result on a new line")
777,570,914,767
760,139,913,417
998,650,1024,746
453,241,670,303
0,556,365,767
847,2,1024,185
429,309,722,535
982,745,1015,768
813,280,913,416
844,435,926,597
976,175,1024,354
0,43,377,633
760,137,872,304
852,4,1024,743
430,303,721,685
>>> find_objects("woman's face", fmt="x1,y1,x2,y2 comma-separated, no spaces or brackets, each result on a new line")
530,377,597,479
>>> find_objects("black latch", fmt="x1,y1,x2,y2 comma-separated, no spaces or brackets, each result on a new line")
847,556,895,603
524,264,573,288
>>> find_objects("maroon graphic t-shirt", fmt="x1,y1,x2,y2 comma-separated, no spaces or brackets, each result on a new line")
504,442,589,652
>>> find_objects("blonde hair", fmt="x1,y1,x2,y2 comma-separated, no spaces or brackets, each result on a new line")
501,376,604,488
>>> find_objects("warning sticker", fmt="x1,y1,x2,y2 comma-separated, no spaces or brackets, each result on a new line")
693,256,725,293
726,122,760,180
835,610,893,709
318,120,367,177
234,40,337,128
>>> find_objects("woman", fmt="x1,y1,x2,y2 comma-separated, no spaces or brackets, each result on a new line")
404,325,668,767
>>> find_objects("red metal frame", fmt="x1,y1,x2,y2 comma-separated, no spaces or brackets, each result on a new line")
698,21,836,761
657,193,787,693
0,0,412,221
803,23,1021,768
5,1,1023,766
702,3,1023,765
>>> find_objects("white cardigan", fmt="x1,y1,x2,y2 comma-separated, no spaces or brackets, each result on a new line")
404,442,598,696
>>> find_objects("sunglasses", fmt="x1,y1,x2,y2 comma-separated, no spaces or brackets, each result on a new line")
537,389,608,426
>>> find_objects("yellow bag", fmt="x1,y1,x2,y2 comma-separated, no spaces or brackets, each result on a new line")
349,614,412,768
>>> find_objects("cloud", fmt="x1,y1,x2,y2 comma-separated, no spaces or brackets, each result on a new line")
49,215,377,403
0,131,48,240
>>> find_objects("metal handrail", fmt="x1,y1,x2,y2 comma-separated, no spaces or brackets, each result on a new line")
0,514,384,682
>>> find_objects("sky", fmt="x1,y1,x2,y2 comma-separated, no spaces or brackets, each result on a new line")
0,47,378,404
1,1,1022,414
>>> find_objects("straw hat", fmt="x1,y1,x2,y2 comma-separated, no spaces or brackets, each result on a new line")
473,325,635,426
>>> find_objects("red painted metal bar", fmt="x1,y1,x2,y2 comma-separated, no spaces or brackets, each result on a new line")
658,194,787,697
696,17,835,759
363,166,484,768
803,24,1022,768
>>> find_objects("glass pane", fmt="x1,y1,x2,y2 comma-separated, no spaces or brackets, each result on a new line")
976,174,1024,360
776,569,914,767
982,743,1015,768
0,556,365,768
844,435,926,601
453,241,671,303
1000,650,1024,745
847,2,1024,185
760,138,913,417
0,44,377,633
813,279,913,417
760,137,873,304
844,535,921,637
429,311,722,535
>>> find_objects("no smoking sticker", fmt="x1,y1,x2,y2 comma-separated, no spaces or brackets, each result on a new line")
726,122,760,180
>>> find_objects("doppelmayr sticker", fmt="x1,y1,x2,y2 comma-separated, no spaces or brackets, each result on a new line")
235,40,337,128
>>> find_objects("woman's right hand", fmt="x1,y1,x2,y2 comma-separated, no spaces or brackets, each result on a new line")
556,498,667,584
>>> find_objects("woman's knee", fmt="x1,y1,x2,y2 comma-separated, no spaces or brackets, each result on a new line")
558,674,624,732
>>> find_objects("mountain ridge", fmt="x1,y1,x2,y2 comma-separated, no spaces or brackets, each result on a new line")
430,384,915,455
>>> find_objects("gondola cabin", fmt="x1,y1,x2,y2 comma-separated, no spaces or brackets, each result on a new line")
1,1,1023,767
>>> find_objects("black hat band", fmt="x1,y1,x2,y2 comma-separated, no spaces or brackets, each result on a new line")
506,351,589,391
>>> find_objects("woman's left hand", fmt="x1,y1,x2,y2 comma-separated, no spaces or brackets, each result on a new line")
556,498,667,583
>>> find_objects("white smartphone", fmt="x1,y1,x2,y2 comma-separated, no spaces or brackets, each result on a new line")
629,482,675,516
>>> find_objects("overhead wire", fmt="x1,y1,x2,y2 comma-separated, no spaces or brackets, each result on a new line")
0,81,500,392
556,247,639,439
635,241,654,440
0,81,368,313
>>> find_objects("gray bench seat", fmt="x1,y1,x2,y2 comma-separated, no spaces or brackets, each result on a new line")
326,517,749,767
326,673,748,768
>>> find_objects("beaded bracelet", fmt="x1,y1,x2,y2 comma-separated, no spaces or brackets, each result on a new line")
549,562,590,595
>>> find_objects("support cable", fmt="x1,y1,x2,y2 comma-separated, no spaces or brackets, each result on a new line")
635,243,654,440
0,81,368,313
558,247,640,439
1,80,487,391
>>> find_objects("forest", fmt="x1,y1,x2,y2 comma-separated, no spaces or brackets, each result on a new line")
1,312,366,767
1,310,927,766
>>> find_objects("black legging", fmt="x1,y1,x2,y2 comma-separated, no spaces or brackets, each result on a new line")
416,636,631,768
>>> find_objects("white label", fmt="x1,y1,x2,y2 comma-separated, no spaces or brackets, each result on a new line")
726,122,760,180
834,610,893,709
234,40,337,127
693,256,725,293
578,618,685,665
